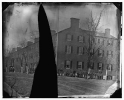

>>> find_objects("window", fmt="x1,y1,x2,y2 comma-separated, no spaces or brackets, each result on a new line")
102,39,105,45
88,62,94,69
97,62,103,71
77,61,84,69
107,50,113,57
77,47,84,55
66,45,72,54
78,35,84,43
90,37,95,44
66,34,72,41
98,49,104,57
90,62,94,69
98,38,101,44
107,64,112,71
107,39,113,46
90,49,94,55
65,60,71,69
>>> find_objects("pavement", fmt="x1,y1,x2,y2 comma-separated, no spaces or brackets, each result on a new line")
3,72,117,98
58,76,116,96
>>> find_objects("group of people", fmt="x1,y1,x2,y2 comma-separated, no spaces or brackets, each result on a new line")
7,62,37,74
57,69,103,79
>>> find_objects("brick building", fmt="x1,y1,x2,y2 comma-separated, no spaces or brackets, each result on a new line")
57,18,119,80
4,18,119,80
4,29,57,74
4,37,39,74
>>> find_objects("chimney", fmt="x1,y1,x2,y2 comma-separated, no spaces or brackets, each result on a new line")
105,28,110,37
70,18,80,29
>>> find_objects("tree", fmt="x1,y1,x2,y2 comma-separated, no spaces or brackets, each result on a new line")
84,9,105,79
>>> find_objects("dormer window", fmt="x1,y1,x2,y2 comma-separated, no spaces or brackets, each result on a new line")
66,34,72,41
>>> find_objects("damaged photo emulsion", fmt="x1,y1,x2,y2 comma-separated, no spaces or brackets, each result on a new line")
3,3,121,98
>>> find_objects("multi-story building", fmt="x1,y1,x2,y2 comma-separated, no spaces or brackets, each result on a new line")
57,18,119,80
4,37,39,74
4,18,119,81
4,29,57,74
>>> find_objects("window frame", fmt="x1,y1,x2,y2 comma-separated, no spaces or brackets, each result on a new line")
107,39,113,46
66,34,72,41
98,49,104,57
66,45,72,54
107,50,113,57
107,64,112,71
97,62,103,71
78,46,84,55
78,35,84,43
77,61,84,69
65,60,71,69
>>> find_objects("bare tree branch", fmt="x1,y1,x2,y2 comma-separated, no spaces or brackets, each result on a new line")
94,9,105,31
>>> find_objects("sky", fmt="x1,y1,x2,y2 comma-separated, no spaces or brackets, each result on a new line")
44,3,118,37
4,3,118,56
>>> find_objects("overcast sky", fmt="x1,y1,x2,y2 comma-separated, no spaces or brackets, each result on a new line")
44,3,118,37
5,3,118,55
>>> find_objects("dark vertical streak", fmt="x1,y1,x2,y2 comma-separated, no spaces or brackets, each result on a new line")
30,4,58,98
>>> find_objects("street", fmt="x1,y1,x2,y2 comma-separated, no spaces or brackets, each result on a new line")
4,72,115,97
58,76,115,96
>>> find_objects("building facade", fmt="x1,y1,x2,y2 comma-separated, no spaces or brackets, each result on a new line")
4,18,119,80
57,18,119,80
4,38,39,74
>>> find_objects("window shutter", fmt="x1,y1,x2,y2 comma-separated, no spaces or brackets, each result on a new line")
92,49,94,54
71,61,72,69
83,36,85,43
71,35,73,41
77,47,79,54
64,60,66,68
107,51,108,57
82,62,84,69
102,63,104,70
112,40,113,46
102,50,104,57
107,64,109,70
112,51,113,57
98,50,99,56
111,64,113,71
98,38,100,44
87,62,89,69
71,46,73,54
83,47,85,54
77,61,78,69
78,36,80,42
92,62,94,69
65,45,67,53
97,63,99,70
